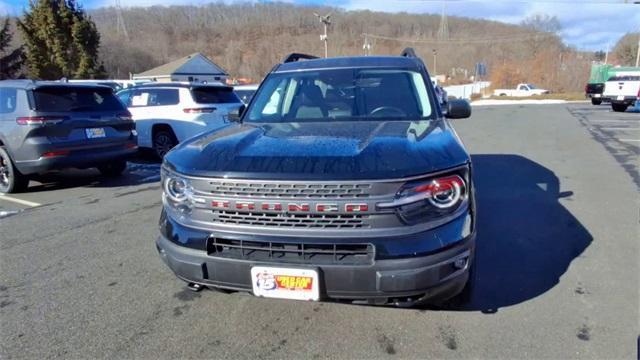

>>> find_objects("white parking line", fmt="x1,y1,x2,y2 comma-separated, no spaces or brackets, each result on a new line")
619,139,640,142
0,194,41,207
599,128,640,131
589,119,639,123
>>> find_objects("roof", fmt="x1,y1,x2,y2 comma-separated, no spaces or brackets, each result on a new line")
274,56,424,73
128,82,232,90
0,79,113,90
133,53,227,78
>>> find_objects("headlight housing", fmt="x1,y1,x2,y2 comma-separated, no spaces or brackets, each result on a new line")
377,167,470,225
162,169,194,215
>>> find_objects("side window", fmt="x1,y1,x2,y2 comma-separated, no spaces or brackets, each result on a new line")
0,88,18,114
117,90,131,106
262,80,288,115
518,85,527,91
129,88,179,107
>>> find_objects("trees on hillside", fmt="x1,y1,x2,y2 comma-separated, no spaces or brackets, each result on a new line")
612,33,640,66
0,18,25,80
17,0,106,79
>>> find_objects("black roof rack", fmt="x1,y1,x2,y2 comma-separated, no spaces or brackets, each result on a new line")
400,48,418,58
283,53,319,63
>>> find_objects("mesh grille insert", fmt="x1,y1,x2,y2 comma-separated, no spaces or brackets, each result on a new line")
207,181,372,199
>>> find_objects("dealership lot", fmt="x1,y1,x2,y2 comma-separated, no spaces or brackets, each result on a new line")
0,104,637,359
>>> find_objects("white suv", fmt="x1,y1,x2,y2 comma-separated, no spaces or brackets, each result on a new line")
116,83,242,157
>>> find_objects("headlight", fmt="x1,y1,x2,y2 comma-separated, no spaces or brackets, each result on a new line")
377,170,469,225
164,176,190,202
162,171,194,216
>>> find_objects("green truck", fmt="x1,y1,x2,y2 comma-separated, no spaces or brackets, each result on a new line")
586,64,640,105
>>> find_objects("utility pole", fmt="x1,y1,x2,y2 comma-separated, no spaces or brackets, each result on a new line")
314,12,331,58
604,42,609,64
437,2,449,40
636,36,640,67
432,49,438,75
115,0,129,41
363,34,371,56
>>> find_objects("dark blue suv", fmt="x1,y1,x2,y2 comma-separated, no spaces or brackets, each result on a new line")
156,49,475,307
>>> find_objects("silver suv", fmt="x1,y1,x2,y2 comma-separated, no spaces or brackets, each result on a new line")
0,80,138,193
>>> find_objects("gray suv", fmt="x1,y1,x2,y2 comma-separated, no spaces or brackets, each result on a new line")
0,80,138,193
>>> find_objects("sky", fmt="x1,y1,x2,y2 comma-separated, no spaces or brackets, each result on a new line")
1,0,638,51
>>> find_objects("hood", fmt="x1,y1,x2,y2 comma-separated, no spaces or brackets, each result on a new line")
164,120,470,180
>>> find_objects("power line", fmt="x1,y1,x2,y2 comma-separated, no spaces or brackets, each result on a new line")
362,32,558,44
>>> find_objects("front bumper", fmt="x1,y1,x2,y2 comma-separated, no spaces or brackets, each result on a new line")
156,212,476,305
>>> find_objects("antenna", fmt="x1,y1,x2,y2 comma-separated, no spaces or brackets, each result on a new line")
115,0,129,41
314,12,332,58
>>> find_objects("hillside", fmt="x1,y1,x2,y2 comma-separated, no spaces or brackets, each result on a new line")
89,3,589,91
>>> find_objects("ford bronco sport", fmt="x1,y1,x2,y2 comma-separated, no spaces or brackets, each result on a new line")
156,49,476,307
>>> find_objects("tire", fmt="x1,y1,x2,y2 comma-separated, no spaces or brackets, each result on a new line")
0,147,29,194
153,128,178,159
591,98,602,105
611,103,628,112
97,160,127,177
499,93,507,97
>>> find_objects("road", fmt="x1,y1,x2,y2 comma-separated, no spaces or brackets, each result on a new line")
1,104,638,359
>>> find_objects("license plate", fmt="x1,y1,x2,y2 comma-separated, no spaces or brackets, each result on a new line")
85,128,106,139
594,94,601,98
251,266,319,301
617,95,624,101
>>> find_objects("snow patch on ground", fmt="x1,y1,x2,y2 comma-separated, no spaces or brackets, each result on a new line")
472,99,576,106
0,210,22,219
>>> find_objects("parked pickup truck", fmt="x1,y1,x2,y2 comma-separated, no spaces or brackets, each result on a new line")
585,64,640,106
602,74,640,112
493,83,549,97
155,49,476,308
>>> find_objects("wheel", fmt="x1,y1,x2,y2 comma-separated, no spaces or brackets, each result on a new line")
611,103,628,112
499,93,507,97
0,147,29,194
153,129,178,158
591,98,602,105
97,160,127,177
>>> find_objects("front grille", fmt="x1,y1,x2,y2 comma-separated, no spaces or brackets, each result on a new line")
213,210,370,229
206,181,372,199
208,237,375,265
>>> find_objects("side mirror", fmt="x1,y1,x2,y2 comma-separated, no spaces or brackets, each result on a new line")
445,99,471,119
227,104,246,122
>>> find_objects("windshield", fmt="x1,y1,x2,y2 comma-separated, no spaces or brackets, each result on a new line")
247,68,434,122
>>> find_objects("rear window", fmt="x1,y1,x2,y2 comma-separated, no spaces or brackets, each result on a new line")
32,86,125,112
191,87,241,104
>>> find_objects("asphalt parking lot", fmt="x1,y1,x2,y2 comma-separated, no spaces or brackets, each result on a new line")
1,103,638,359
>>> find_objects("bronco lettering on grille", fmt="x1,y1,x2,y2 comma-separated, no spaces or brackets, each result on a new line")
211,200,370,213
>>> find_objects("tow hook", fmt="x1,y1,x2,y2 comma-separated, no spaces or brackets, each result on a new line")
187,282,204,292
